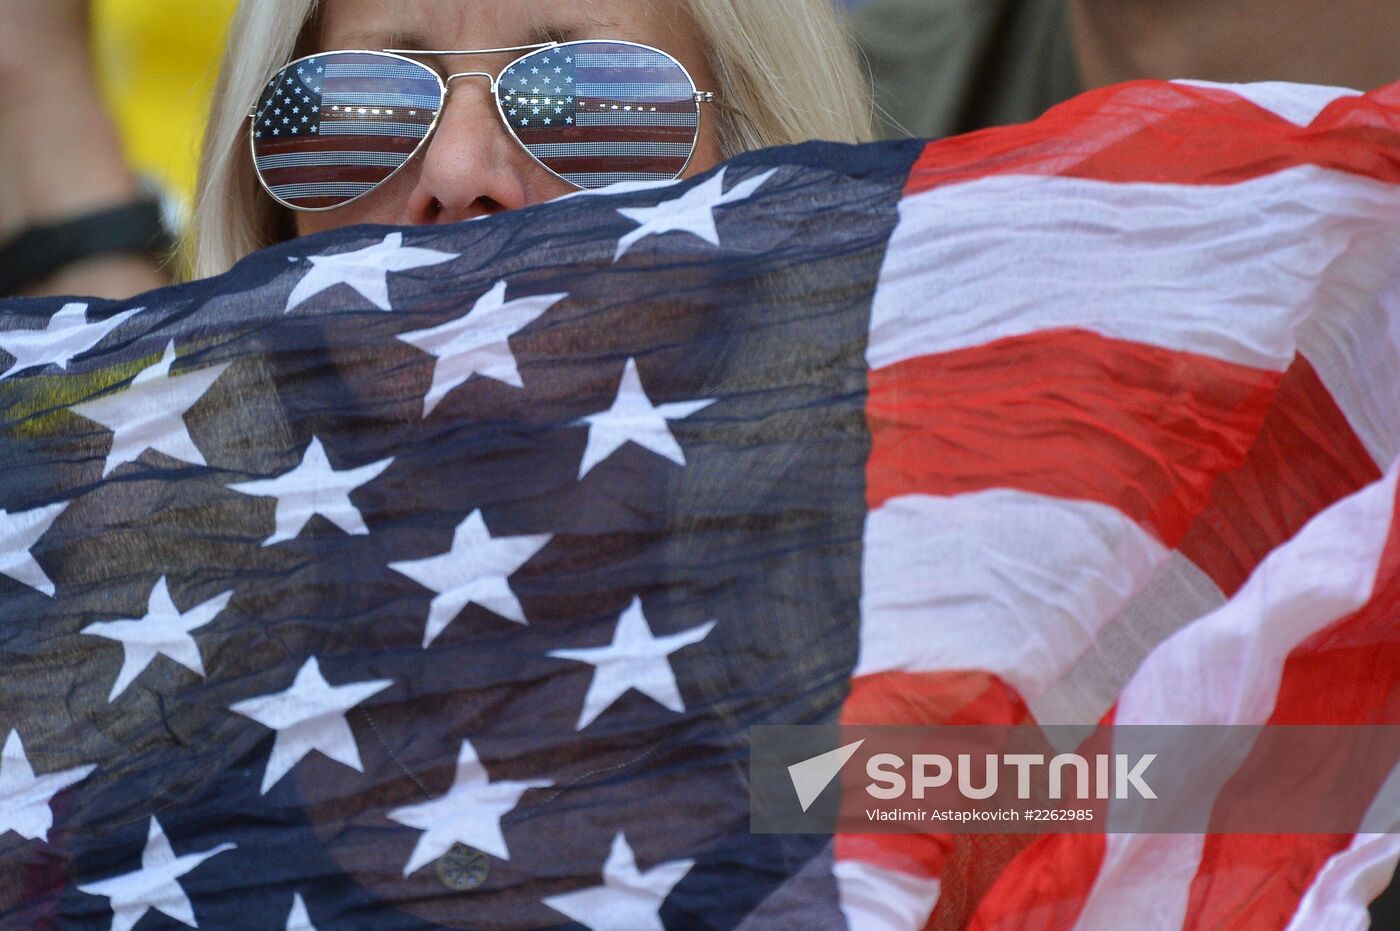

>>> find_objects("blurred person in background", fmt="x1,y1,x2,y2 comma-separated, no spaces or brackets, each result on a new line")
852,0,1400,139
0,0,235,299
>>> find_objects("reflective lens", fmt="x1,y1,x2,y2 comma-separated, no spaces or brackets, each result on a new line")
496,41,700,189
251,52,443,210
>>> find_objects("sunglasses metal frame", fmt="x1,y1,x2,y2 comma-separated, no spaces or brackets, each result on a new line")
248,41,716,213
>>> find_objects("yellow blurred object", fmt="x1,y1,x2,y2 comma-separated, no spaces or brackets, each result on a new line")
92,0,238,216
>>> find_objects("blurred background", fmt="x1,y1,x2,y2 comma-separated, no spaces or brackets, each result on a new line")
92,0,237,221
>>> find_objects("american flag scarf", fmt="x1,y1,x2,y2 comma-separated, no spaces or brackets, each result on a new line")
1,79,1398,930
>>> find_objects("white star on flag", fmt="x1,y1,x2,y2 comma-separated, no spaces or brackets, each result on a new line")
285,892,318,931
0,302,141,380
576,358,714,479
541,832,694,931
613,167,778,260
0,730,96,842
0,500,66,597
389,509,552,647
229,656,392,794
76,816,235,931
80,576,231,700
387,738,550,874
285,232,458,313
69,340,229,478
548,597,716,730
397,280,568,416
227,437,393,546
80,576,232,702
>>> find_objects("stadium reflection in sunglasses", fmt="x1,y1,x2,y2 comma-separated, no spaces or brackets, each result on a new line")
248,41,717,211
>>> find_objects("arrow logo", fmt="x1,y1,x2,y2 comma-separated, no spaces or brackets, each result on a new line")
787,739,864,812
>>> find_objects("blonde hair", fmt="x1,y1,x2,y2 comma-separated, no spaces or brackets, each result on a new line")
186,0,872,280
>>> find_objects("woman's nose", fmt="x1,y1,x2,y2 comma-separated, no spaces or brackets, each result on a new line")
405,74,530,224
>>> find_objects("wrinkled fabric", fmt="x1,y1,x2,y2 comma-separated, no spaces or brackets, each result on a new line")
1,79,1398,930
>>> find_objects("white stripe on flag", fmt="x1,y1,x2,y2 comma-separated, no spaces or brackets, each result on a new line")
867,166,1400,372
576,53,667,68
1284,760,1400,931
1075,834,1208,931
559,171,677,186
323,91,441,109
833,858,941,931
1117,462,1396,727
575,111,697,128
1027,550,1225,728
1171,80,1364,127
270,183,376,198
1295,836,1400,931
1073,459,1400,931
256,151,406,170
1286,840,1400,931
524,142,693,159
320,121,431,138
577,82,692,98
858,489,1168,701
324,63,433,79
1295,241,1400,467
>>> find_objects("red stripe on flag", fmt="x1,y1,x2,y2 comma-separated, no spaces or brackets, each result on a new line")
905,81,1400,195
957,708,1119,931
837,672,1036,930
1182,835,1351,931
964,833,1108,931
1178,354,1383,596
841,671,1033,728
866,329,1281,546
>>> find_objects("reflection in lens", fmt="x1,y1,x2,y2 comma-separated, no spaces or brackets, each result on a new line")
497,42,700,190
252,52,441,210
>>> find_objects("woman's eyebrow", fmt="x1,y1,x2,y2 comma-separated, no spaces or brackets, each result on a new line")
333,21,619,53
528,18,617,43
332,29,434,50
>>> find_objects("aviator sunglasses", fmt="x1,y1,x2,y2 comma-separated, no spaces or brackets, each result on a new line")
248,40,717,211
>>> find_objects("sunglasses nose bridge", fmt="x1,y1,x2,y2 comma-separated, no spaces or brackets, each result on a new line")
443,71,497,95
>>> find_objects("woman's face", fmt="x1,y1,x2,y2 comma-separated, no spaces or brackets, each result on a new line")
294,0,724,237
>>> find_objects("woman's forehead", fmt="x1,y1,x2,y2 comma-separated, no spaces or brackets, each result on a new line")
316,0,661,47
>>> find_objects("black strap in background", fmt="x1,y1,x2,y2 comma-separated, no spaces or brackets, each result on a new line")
951,0,1080,139
950,0,1025,138
1373,864,1400,928
0,199,172,296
